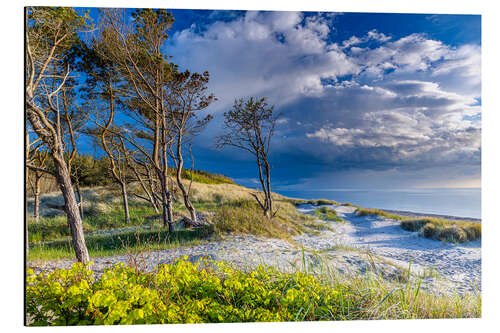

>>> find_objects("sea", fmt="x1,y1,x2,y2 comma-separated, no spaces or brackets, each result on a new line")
277,188,481,219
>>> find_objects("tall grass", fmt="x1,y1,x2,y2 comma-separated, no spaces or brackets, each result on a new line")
293,250,480,319
213,200,298,239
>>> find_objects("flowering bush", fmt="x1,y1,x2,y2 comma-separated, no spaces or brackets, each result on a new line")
26,258,344,325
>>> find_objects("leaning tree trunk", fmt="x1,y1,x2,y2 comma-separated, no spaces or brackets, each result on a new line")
53,153,90,263
175,143,197,222
120,181,130,224
264,158,273,218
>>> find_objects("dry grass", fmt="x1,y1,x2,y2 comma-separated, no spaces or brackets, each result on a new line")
355,207,406,220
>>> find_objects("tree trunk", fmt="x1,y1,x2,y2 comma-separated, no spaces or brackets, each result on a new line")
120,181,130,224
175,141,197,222
34,175,41,223
158,174,173,232
264,158,273,217
75,181,84,219
166,191,174,230
53,153,90,263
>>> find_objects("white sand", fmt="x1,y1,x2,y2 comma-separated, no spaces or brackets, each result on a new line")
30,204,481,296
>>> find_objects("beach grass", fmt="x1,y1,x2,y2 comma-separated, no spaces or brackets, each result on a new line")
314,206,345,222
355,207,481,243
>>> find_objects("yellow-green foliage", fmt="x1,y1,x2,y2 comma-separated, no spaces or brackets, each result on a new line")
26,259,342,325
26,258,481,326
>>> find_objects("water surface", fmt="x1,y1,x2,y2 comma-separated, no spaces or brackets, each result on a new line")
277,188,481,219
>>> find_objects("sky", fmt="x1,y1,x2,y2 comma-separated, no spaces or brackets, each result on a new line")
86,8,482,191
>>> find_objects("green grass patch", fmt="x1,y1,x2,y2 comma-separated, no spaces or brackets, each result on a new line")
28,202,163,244
28,227,213,261
181,169,234,185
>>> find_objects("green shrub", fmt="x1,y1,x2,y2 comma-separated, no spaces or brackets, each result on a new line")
26,259,344,325
26,257,481,326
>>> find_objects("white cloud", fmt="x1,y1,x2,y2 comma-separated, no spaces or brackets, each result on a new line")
169,11,481,174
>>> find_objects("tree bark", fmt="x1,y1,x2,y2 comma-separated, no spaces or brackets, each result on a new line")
175,138,197,222
34,175,41,223
75,181,84,219
53,153,90,263
158,174,173,232
120,181,130,224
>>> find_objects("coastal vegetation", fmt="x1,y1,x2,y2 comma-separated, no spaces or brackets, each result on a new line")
355,208,481,243
314,206,344,222
26,257,480,326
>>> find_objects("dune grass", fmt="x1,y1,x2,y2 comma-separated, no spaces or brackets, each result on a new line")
314,206,344,222
355,207,407,220
355,208,481,243
401,218,481,243
213,199,302,239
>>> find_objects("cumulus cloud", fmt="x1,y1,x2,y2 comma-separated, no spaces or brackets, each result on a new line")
167,11,481,186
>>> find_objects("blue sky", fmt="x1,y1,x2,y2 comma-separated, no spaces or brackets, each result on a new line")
84,9,481,191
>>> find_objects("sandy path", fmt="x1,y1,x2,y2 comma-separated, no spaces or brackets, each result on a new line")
296,204,481,294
